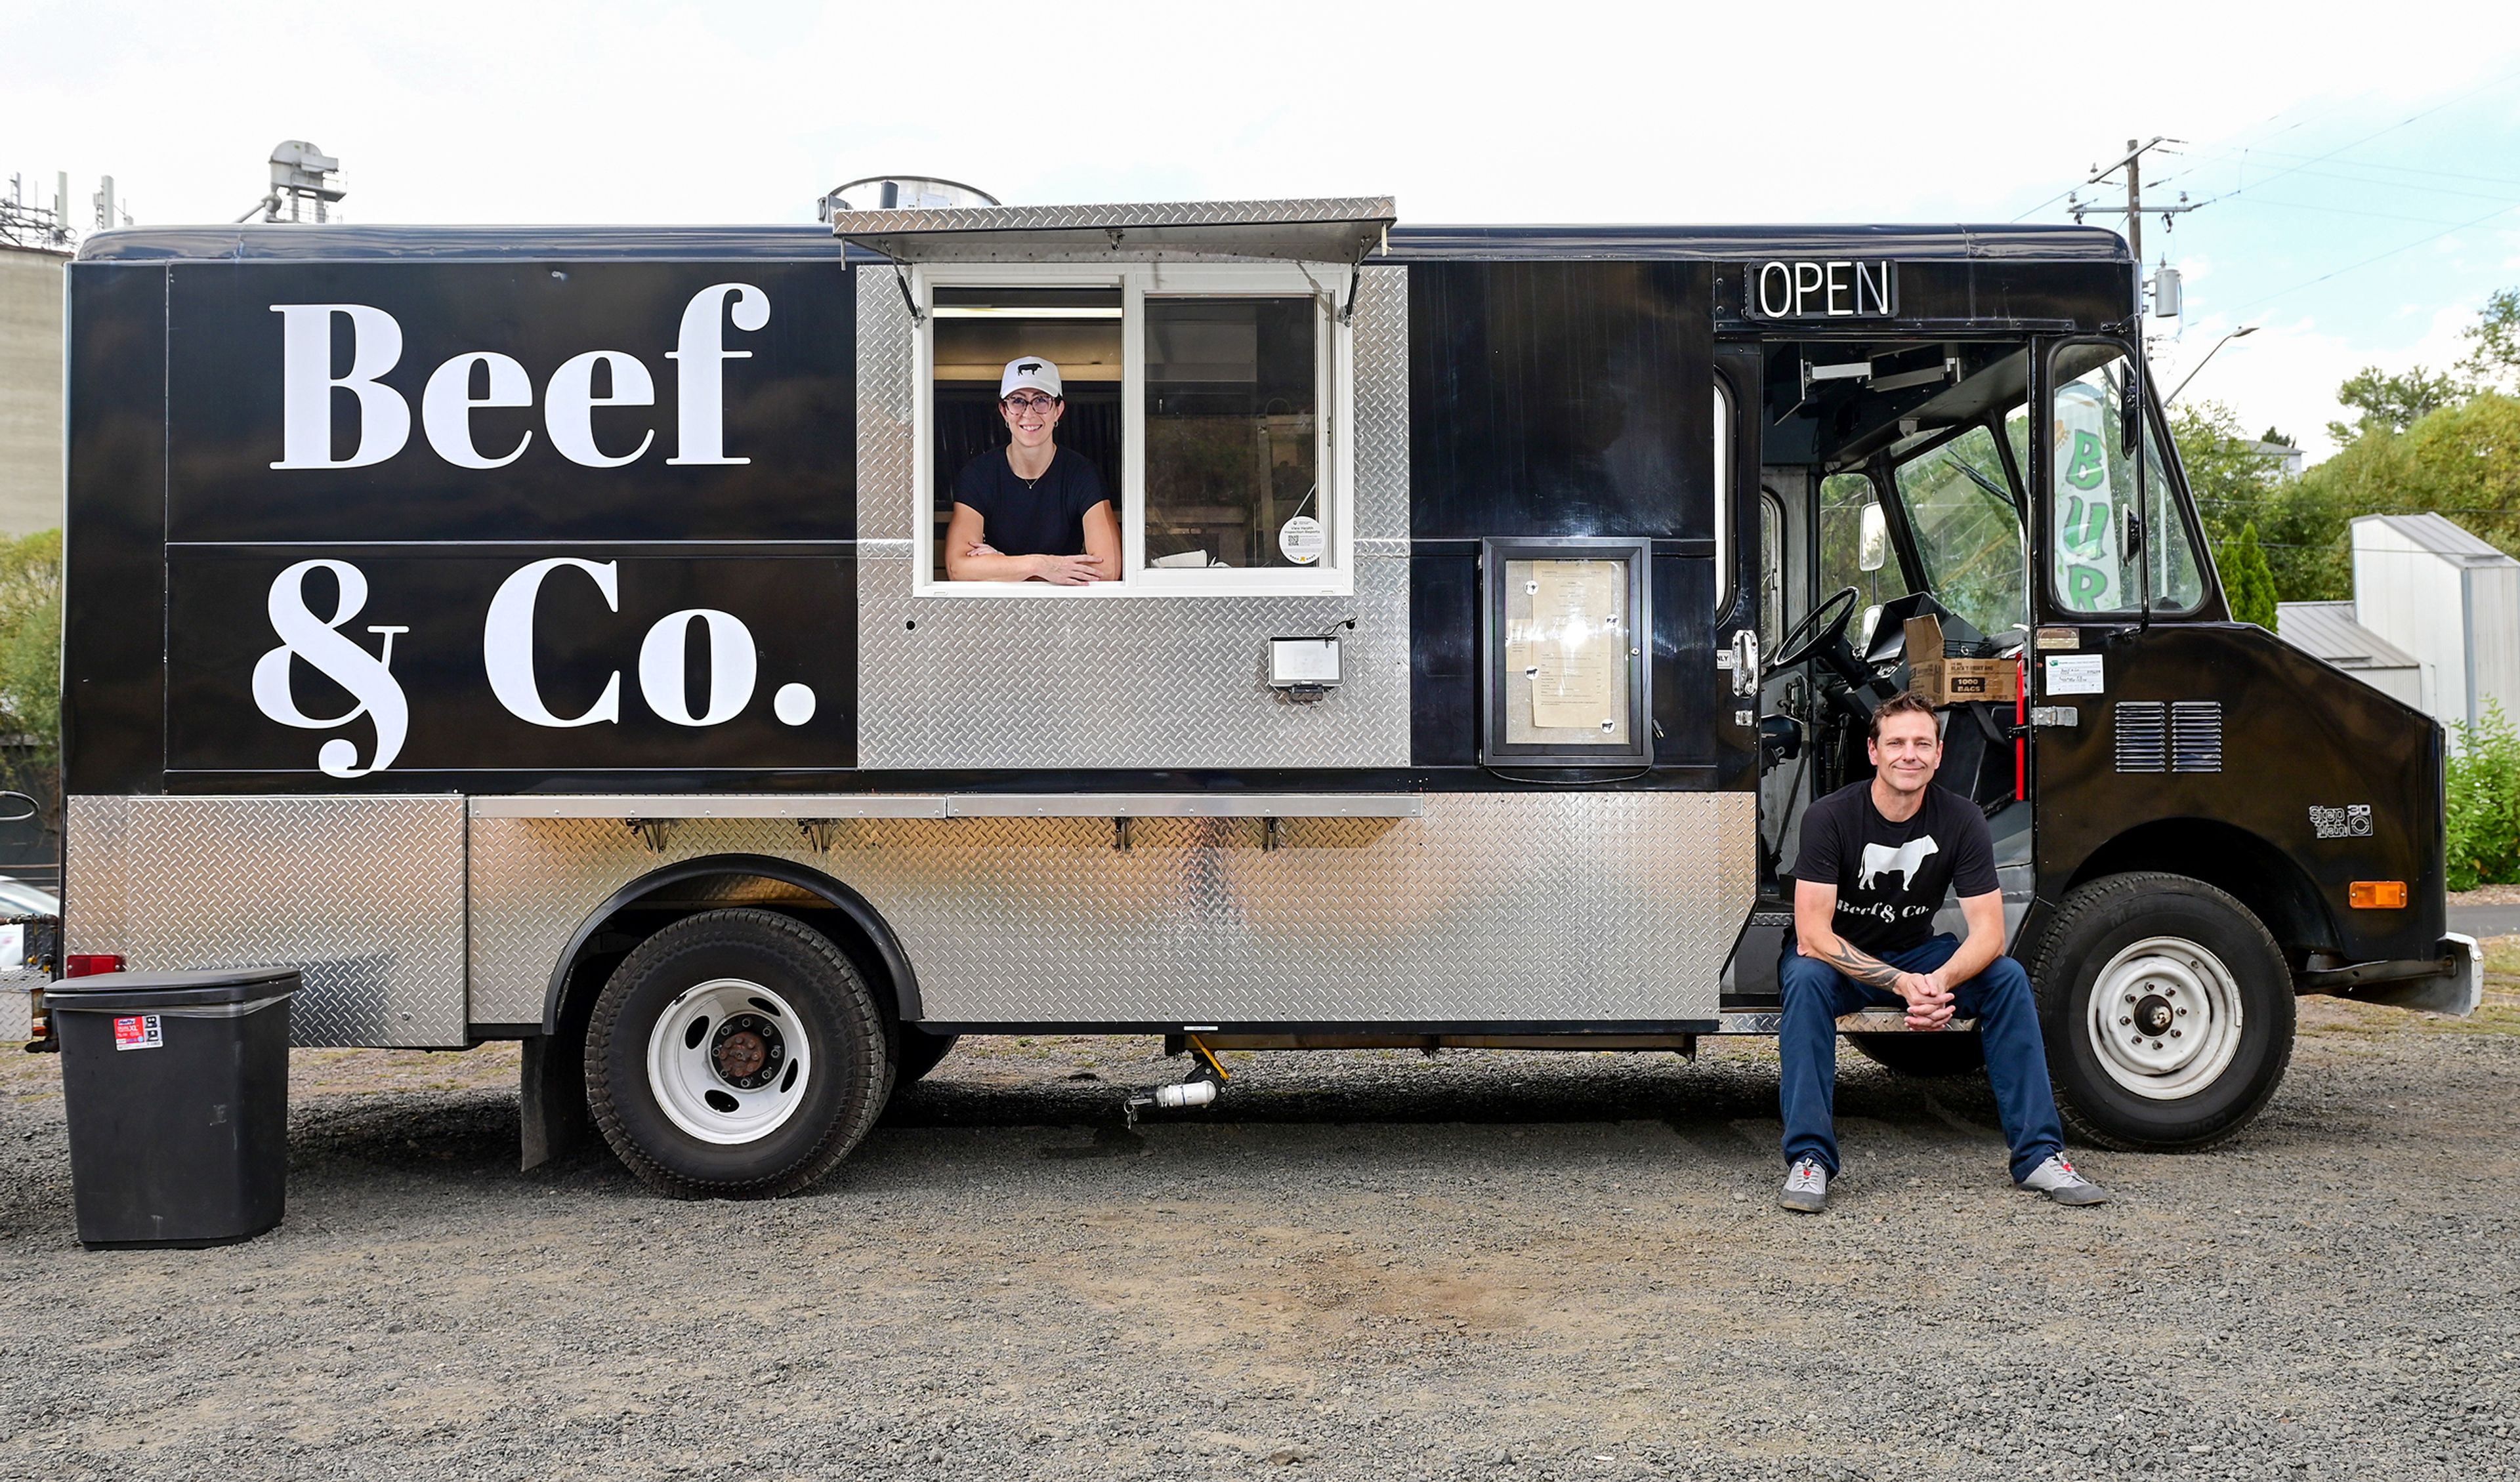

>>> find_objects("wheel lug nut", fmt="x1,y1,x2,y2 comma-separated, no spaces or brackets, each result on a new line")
2124,994,2136,1003
2152,1040,2164,1050
2176,1008,2187,1017
2120,1017,2132,1025
2171,1029,2182,1038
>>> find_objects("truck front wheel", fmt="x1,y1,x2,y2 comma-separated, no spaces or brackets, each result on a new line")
587,909,891,1198
2026,873,2294,1152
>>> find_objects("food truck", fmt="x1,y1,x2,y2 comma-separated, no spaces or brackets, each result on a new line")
54,194,2479,1196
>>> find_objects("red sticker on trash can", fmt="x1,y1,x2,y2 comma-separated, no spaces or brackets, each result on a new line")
113,1014,163,1050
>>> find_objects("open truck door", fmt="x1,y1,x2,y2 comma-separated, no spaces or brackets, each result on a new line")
2024,337,2455,1149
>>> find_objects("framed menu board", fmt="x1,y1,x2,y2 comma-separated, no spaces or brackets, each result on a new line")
1479,537,1652,768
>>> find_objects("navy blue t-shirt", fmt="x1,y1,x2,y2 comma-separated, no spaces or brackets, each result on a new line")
952,447,1109,559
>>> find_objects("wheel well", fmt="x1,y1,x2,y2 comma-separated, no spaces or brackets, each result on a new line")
2064,818,2338,962
540,854,921,1042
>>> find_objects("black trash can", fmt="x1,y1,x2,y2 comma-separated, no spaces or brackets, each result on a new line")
48,967,298,1249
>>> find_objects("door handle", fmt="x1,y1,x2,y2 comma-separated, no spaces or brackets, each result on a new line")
1729,629,1761,698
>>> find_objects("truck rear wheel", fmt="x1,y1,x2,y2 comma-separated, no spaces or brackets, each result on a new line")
586,909,891,1198
2026,873,2294,1153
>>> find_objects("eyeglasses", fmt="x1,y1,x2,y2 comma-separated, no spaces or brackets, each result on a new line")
1001,394,1059,413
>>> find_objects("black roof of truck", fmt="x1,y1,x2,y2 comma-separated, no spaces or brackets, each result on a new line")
74,221,2132,265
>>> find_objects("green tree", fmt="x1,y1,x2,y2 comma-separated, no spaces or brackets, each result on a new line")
0,530,62,843
2446,703,2520,890
2401,393,2520,552
2223,522,2280,628
2459,287,2520,392
2326,365,2472,445
2174,400,2349,602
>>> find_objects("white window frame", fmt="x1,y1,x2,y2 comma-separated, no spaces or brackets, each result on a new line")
910,260,1354,599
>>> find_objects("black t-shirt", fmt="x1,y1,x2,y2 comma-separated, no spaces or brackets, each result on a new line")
1794,781,1999,955
952,447,1108,559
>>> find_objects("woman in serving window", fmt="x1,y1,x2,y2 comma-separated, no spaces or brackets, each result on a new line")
945,357,1120,584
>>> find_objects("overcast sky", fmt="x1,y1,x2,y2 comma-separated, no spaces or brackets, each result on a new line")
10,1,2520,461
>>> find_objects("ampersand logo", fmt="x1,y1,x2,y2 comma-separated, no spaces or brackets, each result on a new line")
250,560,410,778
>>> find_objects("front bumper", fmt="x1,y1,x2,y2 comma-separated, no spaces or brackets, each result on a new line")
2300,934,2483,1016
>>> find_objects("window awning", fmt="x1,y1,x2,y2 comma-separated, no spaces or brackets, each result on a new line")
831,196,1396,265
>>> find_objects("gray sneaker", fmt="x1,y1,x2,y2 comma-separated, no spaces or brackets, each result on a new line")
1779,1155,1828,1212
2017,1153,2111,1206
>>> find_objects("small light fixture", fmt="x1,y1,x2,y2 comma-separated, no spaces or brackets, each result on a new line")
1268,636,1342,703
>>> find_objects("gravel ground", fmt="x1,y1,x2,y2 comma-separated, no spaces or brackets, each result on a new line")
1,989,2517,1481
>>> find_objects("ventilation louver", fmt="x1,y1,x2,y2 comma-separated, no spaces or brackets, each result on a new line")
2114,702,2167,773
2170,701,2224,773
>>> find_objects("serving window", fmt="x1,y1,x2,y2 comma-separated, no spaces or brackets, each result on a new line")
913,263,1351,596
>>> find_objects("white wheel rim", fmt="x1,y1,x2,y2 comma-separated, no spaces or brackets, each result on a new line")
645,978,814,1145
2085,935,2243,1101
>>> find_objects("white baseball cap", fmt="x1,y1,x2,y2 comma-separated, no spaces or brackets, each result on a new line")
999,356,1063,400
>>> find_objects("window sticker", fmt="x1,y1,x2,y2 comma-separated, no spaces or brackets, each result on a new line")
1278,515,1324,566
2044,653,2105,695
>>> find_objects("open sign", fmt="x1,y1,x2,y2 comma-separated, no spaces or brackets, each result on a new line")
1749,258,1897,319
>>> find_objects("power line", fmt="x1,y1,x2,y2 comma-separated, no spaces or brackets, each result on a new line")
2018,66,2520,229
2206,150,2520,194
2221,198,2520,316
2204,194,2520,228
2151,65,2520,201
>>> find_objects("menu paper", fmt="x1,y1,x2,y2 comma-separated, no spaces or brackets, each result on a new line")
1528,560,1625,731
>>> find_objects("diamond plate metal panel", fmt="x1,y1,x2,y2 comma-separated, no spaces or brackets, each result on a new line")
853,258,1412,770
1351,267,1408,543
858,267,916,543
829,197,1395,237
111,796,467,1047
858,554,1409,769
65,794,131,958
467,792,1750,1028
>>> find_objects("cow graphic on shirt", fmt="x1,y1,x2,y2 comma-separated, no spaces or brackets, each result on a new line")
1857,836,1939,893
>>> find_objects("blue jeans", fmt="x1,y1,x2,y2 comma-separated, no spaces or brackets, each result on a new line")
1777,933,2065,1183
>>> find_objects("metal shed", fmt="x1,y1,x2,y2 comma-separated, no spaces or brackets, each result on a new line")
2350,512,2520,735
2275,600,2424,709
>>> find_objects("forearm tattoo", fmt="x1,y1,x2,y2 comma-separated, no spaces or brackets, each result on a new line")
1817,939,1904,991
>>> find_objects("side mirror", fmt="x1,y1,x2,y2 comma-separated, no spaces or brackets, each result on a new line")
2122,365,2143,457
1858,502,1889,573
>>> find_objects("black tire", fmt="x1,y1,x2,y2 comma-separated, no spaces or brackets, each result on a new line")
892,1027,959,1087
1848,1031,1987,1078
2025,872,2294,1153
586,909,891,1198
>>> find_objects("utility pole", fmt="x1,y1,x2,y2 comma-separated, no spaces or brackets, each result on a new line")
2070,137,2204,319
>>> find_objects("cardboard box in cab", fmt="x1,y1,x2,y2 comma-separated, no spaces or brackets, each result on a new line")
1903,614,2020,706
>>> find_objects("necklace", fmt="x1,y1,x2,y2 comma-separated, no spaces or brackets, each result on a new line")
1011,448,1051,490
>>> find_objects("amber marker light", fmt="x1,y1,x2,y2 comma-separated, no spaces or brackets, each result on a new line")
2349,881,2408,909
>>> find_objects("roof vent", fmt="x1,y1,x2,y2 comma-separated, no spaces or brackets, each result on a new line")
818,176,998,223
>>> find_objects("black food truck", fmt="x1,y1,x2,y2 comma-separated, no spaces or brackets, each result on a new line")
56,196,2479,1197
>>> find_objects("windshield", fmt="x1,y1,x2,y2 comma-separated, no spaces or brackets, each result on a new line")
1890,424,2028,638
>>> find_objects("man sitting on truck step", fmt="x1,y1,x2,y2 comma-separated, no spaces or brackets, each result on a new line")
1778,690,2109,1212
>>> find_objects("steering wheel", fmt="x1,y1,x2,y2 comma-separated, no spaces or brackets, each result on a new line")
1769,585,1862,673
